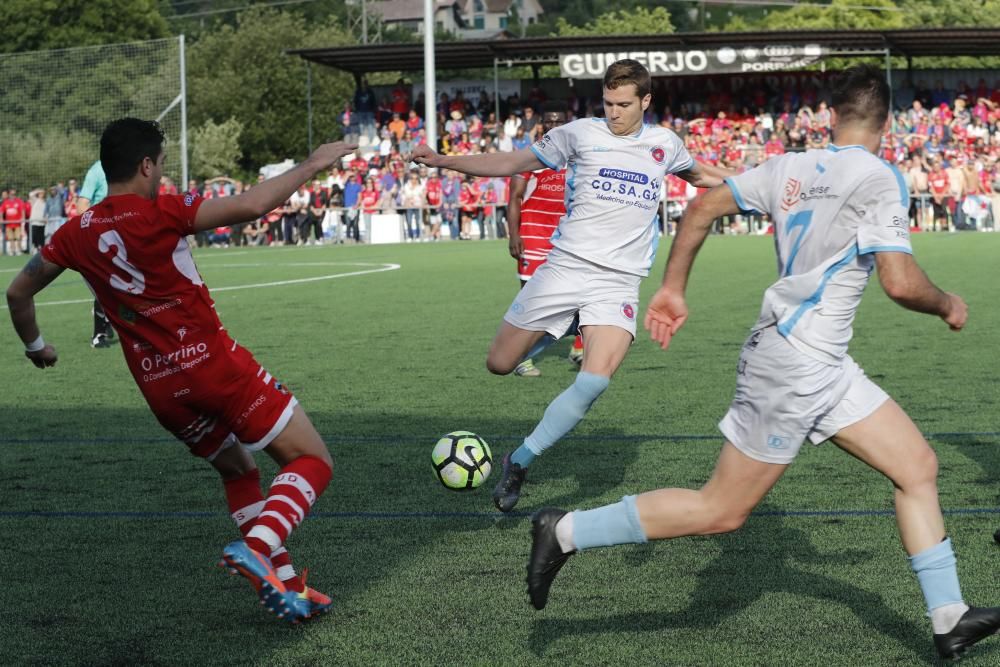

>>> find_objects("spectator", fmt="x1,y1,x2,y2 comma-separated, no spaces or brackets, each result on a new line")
3,187,27,256
303,179,327,245
391,78,410,116
43,184,65,243
442,168,462,240
27,188,46,251
522,106,540,140
285,184,308,245
358,177,380,243
343,169,363,243
425,168,443,241
400,169,425,241
326,179,345,243
388,113,406,141
511,127,531,151
503,111,521,140
406,109,424,133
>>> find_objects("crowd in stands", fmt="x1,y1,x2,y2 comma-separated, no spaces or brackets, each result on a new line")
5,74,999,256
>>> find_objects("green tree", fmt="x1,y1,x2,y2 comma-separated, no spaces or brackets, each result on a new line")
187,8,355,171
553,6,674,36
0,0,168,54
898,0,1000,27
722,0,904,31
190,117,244,179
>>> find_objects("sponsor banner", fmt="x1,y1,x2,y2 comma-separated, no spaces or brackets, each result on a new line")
559,45,827,79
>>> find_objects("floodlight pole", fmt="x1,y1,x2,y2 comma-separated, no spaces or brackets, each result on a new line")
423,0,437,151
494,58,500,128
307,60,313,152
179,34,189,189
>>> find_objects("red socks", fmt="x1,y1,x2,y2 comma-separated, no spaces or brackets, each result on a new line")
222,461,332,594
244,456,332,564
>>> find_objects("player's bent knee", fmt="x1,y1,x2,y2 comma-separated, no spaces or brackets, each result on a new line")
705,510,751,535
895,442,939,492
485,354,517,375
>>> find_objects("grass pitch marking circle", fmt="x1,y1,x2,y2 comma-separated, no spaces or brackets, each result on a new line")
17,261,401,308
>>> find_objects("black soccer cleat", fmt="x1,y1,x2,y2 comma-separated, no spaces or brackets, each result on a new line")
933,606,1000,660
526,508,574,610
492,452,527,513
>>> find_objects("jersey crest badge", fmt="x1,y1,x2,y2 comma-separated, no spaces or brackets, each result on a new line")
780,178,801,212
184,194,195,207
621,302,636,320
650,146,666,165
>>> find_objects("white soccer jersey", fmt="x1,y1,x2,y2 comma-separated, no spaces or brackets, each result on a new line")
726,144,912,365
530,118,694,276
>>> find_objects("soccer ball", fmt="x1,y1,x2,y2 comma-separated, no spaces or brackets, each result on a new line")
431,431,492,491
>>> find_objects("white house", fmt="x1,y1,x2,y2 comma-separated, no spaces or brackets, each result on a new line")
370,0,543,37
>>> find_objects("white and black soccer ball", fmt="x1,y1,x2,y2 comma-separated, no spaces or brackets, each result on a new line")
431,431,492,491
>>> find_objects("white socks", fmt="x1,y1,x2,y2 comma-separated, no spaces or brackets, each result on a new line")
931,602,970,635
555,513,576,554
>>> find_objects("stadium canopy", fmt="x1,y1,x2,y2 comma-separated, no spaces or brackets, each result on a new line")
289,28,1000,77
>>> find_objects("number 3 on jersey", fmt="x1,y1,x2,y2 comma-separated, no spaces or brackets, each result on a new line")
98,229,146,295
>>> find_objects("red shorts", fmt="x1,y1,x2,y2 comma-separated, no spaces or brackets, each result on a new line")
142,342,297,460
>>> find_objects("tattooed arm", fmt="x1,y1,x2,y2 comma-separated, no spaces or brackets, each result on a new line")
6,252,65,368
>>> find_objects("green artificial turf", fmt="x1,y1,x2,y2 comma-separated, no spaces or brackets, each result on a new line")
1,234,997,666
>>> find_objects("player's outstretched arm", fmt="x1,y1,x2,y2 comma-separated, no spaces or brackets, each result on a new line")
6,253,64,368
645,185,740,350
193,141,357,232
675,160,735,189
874,252,967,331
411,145,544,177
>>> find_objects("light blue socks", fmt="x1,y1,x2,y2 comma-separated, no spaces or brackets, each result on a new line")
523,334,558,363
510,371,610,468
910,537,969,633
572,495,648,550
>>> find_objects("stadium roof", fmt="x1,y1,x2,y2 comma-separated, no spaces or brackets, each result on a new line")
289,28,1000,76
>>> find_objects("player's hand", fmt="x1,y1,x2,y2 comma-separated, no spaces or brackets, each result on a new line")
411,144,439,167
308,141,358,170
942,292,967,331
25,344,58,369
644,287,688,350
508,233,523,259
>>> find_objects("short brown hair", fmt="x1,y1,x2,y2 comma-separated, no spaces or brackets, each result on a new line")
603,59,651,99
831,64,890,133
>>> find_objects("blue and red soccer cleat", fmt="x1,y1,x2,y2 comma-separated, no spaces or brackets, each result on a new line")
220,540,300,623
289,570,333,621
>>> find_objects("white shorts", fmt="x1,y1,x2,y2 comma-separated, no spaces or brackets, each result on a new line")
503,248,641,338
719,326,889,464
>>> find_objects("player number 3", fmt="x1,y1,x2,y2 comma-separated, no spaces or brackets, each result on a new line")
98,230,146,295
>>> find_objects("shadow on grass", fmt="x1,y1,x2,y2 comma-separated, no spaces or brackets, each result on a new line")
527,508,935,663
3,405,645,663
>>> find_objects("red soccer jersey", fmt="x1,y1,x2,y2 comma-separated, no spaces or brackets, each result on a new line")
515,169,565,279
425,178,443,207
518,169,564,245
666,174,688,201
360,189,380,213
459,183,480,212
40,193,240,397
3,197,26,222
929,172,950,195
